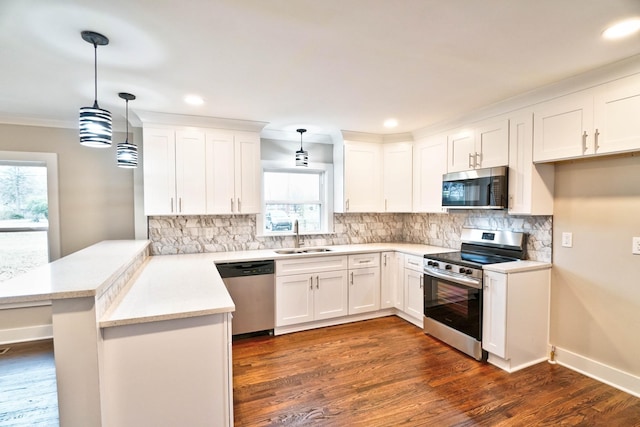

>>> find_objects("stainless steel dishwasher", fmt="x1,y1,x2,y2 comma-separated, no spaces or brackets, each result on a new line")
216,260,275,337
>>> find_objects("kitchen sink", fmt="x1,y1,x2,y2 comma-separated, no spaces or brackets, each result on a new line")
274,247,332,255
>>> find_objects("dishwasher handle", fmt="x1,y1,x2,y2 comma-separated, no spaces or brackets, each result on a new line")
216,261,275,278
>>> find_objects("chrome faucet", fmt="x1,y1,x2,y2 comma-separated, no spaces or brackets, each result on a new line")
294,219,300,248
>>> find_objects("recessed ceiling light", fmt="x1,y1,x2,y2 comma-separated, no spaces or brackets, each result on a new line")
602,18,640,40
184,94,204,105
383,118,398,128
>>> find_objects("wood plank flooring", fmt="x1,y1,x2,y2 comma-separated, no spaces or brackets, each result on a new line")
1,317,639,426
233,316,640,426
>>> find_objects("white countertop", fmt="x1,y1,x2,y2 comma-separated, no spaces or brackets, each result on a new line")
100,242,452,327
0,240,150,304
482,260,551,273
100,253,235,328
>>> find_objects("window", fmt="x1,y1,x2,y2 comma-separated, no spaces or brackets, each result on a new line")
260,162,333,235
0,152,60,283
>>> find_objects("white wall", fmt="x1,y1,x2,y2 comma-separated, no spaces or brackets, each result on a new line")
551,154,640,390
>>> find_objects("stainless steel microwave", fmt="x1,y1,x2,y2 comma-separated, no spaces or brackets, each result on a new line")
442,166,508,209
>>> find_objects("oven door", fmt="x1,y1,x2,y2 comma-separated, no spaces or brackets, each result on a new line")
423,272,482,341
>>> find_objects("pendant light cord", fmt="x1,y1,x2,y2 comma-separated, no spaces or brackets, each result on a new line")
125,99,129,142
93,42,98,108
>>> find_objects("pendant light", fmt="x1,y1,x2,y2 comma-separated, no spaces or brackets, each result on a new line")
116,92,137,168
79,31,112,147
295,128,308,167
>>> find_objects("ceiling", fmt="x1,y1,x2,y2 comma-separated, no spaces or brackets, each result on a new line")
1,0,640,139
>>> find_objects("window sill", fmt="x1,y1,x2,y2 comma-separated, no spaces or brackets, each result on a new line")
256,231,338,238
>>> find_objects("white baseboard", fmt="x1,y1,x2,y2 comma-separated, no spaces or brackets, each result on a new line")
554,345,640,398
0,324,53,345
274,309,396,335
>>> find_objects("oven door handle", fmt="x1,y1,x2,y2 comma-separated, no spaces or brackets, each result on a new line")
424,268,482,290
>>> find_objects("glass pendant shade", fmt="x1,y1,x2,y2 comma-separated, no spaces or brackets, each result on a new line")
117,141,138,168
296,128,309,167
116,92,137,168
79,103,112,147
79,31,111,147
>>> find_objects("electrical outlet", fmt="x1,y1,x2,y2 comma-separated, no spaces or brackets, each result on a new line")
633,237,640,255
561,232,573,248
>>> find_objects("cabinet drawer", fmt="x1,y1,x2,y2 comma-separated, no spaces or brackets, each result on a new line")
276,256,348,276
348,253,380,269
404,255,423,272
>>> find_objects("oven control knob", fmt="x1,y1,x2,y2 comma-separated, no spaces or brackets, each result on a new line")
459,267,465,273
445,265,452,270
432,262,439,268
465,269,473,275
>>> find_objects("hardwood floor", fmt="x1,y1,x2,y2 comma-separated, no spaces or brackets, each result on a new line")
233,316,640,426
0,339,58,426
1,317,639,426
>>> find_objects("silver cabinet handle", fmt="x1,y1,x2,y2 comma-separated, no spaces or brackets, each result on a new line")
385,199,388,211
346,199,350,212
383,254,387,266
170,197,174,213
582,131,588,153
179,197,182,213
594,128,600,151
350,272,354,285
468,153,474,168
310,276,313,290
230,198,234,212
237,198,241,212
316,275,319,289
475,152,481,168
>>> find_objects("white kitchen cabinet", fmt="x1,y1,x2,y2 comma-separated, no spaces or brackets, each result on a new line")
143,128,206,215
205,130,261,214
403,255,424,325
413,133,447,213
533,73,640,162
447,118,509,172
381,251,403,309
275,256,349,326
382,142,413,212
482,267,550,373
348,253,380,315
343,141,383,212
507,112,554,215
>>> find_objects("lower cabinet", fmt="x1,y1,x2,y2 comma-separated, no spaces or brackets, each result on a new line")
403,255,424,324
348,253,381,315
276,256,348,327
482,267,550,372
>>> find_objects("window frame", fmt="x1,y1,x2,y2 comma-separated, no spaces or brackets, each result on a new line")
258,160,334,236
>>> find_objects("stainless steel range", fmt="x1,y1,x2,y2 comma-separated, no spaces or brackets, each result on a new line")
423,228,526,360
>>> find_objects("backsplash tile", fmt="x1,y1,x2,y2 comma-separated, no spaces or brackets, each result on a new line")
148,211,552,262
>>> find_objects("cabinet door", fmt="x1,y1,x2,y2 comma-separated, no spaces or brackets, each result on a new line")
413,133,447,213
533,91,594,162
235,132,261,214
447,130,476,172
595,73,640,155
380,252,399,309
205,130,235,214
382,142,413,212
314,270,349,320
404,268,423,321
508,112,554,215
143,128,176,215
475,119,509,169
344,141,382,212
482,270,507,358
348,266,381,315
276,274,314,326
175,130,206,215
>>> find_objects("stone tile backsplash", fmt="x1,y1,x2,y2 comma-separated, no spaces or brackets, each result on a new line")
148,211,552,262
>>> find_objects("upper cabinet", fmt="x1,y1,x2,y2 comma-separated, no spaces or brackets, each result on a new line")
382,142,413,212
342,141,383,212
413,133,447,213
143,128,206,215
533,73,640,162
338,139,413,213
507,112,554,215
205,130,261,214
447,118,509,172
143,125,261,216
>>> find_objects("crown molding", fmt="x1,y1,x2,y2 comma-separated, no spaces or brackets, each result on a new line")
135,110,268,132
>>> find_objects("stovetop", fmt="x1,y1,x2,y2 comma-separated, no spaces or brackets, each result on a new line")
425,251,520,269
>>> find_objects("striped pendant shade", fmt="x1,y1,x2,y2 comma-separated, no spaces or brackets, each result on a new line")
116,141,138,168
79,104,112,147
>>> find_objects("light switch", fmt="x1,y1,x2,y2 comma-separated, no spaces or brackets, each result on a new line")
633,237,640,255
561,232,573,248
